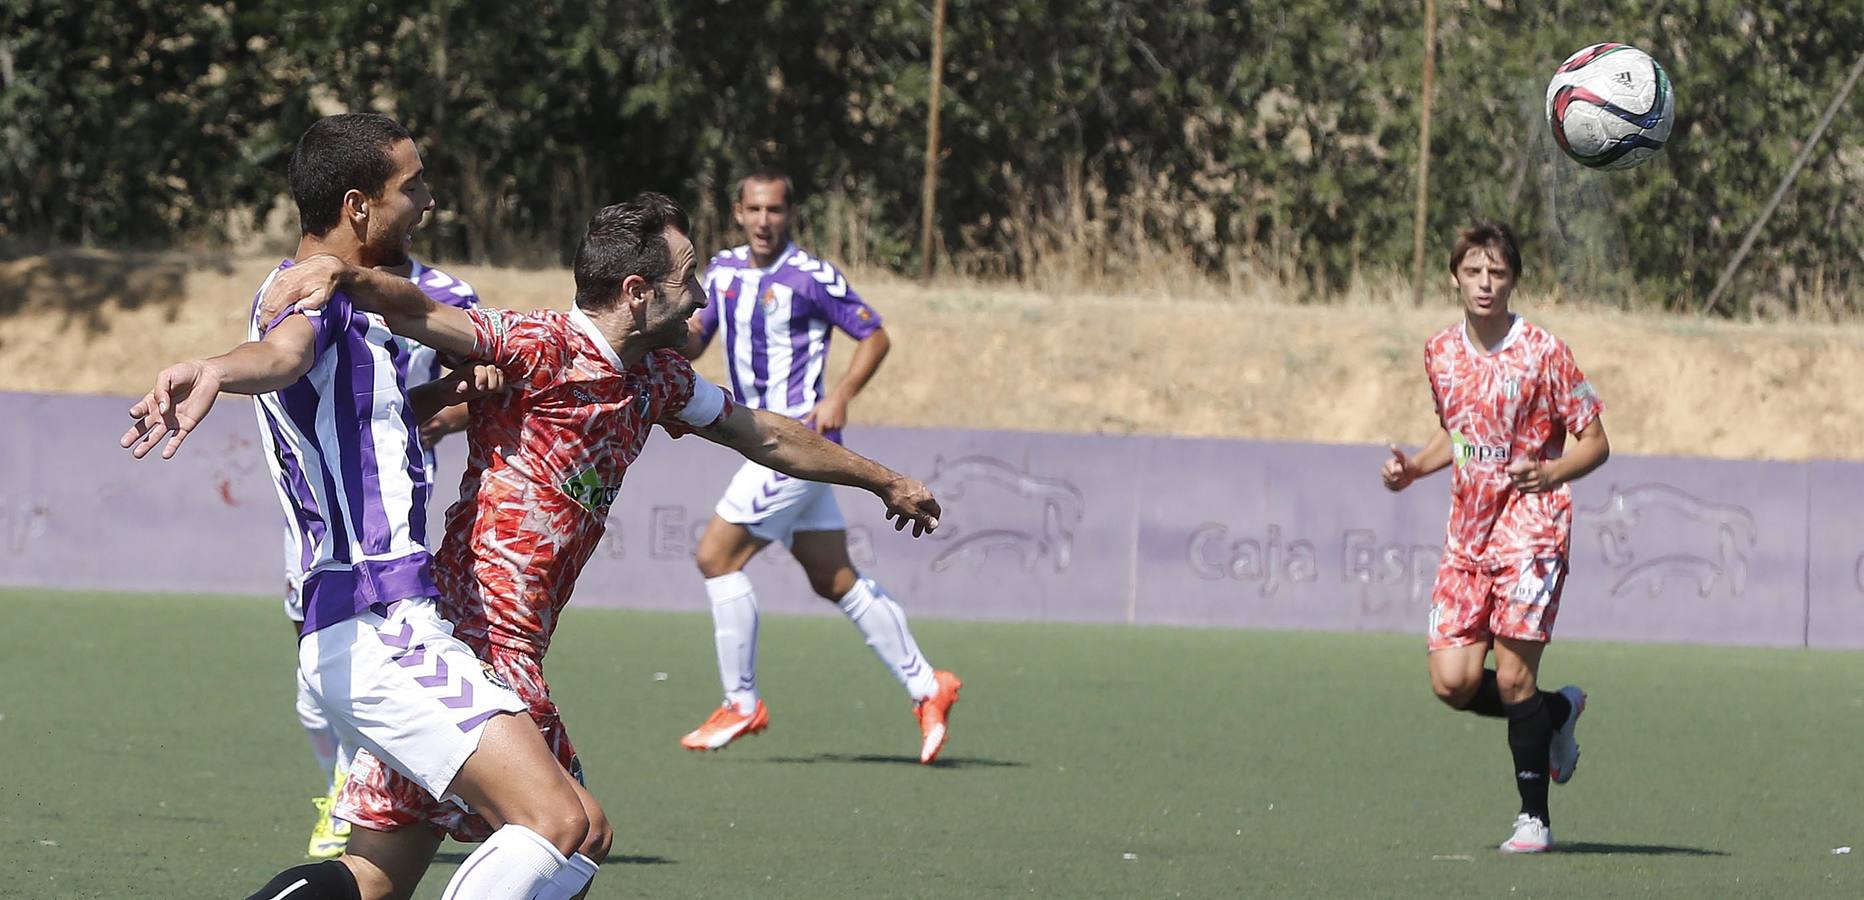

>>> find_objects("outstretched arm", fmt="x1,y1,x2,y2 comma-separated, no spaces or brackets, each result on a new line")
257,255,480,359
121,316,317,459
807,326,889,434
408,364,507,425
690,403,939,535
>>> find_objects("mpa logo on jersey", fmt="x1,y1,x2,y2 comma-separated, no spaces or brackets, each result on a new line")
1450,430,1510,468
1501,377,1522,400
561,464,621,512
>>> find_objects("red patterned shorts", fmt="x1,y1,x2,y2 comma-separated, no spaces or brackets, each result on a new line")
334,644,580,843
1427,555,1566,652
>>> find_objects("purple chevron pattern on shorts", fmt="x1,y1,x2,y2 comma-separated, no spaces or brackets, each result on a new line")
394,646,427,668
414,657,451,688
378,621,414,650
439,680,474,709
456,708,503,733
749,475,789,514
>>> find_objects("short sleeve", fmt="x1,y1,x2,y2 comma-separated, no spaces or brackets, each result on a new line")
644,350,730,436
466,308,563,384
1424,341,1446,428
293,290,352,358
1548,340,1603,434
803,261,882,339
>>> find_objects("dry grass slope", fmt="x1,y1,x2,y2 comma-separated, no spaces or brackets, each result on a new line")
5,250,1864,461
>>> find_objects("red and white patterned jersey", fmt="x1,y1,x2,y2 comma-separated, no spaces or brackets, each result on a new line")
433,305,730,657
1425,316,1603,569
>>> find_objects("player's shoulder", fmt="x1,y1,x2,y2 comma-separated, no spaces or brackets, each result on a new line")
706,246,752,272
411,260,480,308
1424,323,1463,355
1514,318,1573,355
778,247,852,298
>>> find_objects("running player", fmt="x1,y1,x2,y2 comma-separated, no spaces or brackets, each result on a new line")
290,258,478,861
679,169,961,764
253,191,942,900
1380,222,1610,853
123,114,597,900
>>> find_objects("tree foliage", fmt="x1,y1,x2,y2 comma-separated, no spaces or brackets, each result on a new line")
3,0,1860,312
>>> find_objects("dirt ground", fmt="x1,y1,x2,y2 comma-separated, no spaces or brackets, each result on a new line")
5,249,1863,461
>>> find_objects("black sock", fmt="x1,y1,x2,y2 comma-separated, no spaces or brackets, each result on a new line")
245,860,359,900
1542,687,1572,732
1504,693,1553,824
1459,669,1507,718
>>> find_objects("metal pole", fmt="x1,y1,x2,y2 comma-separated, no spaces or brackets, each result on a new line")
918,0,949,281
1410,0,1438,307
1701,50,1864,314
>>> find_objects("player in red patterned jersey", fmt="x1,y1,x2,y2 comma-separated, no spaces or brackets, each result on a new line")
1380,222,1610,854
261,193,941,900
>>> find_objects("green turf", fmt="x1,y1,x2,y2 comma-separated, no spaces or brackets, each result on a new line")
3,589,1863,898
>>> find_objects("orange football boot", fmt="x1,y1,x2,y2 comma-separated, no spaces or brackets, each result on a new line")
914,671,963,764
680,700,770,751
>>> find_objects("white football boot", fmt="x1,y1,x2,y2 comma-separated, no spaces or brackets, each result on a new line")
1499,814,1553,853
1549,685,1587,785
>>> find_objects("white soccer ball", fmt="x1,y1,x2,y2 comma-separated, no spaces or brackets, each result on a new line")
1544,43,1675,170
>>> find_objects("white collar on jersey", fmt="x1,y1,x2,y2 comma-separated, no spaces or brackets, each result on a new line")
568,303,625,370
1462,313,1524,355
749,242,798,274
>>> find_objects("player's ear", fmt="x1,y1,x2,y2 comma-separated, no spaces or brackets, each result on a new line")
621,273,648,310
342,189,369,228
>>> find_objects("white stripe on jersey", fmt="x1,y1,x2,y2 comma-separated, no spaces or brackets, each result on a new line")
761,282,797,412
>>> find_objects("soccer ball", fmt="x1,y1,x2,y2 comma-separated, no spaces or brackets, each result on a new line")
1545,43,1674,170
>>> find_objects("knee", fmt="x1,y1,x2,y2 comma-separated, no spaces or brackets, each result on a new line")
694,545,738,580
1430,673,1478,710
808,572,847,601
1495,665,1538,704
529,805,591,858
579,808,614,863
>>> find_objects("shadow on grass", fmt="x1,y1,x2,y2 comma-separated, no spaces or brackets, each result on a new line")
759,753,1028,769
1559,842,1729,857
433,852,673,865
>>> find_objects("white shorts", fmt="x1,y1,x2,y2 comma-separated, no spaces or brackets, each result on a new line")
715,461,846,546
296,596,525,801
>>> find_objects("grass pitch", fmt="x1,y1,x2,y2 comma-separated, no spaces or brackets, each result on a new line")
2,589,1862,897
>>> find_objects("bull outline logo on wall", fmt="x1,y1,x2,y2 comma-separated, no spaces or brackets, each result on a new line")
921,455,1084,573
1578,483,1757,599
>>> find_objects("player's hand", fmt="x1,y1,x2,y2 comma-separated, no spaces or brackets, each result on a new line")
121,361,223,459
1381,444,1415,492
879,476,940,537
448,364,507,403
804,395,849,435
1507,459,1554,493
256,254,347,332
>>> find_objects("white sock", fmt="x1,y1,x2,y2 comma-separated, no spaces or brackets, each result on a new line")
838,576,938,701
706,573,760,715
533,852,599,900
440,823,567,900
295,667,342,788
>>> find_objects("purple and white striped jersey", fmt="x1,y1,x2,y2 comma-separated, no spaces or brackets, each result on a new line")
402,259,480,394
282,259,476,606
698,243,882,424
250,259,439,634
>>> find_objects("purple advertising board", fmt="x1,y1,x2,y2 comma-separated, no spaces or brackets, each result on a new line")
0,391,1849,648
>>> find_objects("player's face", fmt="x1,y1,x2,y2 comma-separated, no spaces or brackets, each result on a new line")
733,179,791,264
1450,245,1515,321
642,228,705,348
360,139,434,269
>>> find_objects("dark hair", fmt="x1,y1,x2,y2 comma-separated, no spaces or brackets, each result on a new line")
287,114,413,236
1449,221,1524,277
573,192,692,311
735,167,795,206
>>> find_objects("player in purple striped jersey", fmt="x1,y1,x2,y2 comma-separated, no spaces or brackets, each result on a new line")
289,257,479,861
679,169,962,763
122,114,596,900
